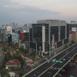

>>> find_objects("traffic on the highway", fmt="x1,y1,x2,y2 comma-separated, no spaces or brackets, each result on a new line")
22,44,77,77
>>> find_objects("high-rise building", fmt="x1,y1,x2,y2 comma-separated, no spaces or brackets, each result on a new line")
30,20,69,56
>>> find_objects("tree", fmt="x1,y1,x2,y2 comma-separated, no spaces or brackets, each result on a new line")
19,46,26,54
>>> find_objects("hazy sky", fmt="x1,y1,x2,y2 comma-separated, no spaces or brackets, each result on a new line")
0,0,77,25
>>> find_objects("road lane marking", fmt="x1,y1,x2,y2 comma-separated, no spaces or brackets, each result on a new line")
22,44,76,77
53,53,77,77
38,47,77,77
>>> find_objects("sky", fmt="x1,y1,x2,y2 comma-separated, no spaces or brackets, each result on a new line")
0,0,77,26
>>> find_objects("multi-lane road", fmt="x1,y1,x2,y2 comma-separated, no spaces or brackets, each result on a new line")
40,45,77,77
22,44,77,77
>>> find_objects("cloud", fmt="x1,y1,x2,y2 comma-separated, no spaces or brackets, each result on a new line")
0,0,63,26
0,6,62,25
0,0,77,26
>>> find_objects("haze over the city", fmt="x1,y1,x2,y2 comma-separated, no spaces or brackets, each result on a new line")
0,0,77,25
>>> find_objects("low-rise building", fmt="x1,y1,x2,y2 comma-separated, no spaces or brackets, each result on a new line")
5,59,21,70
